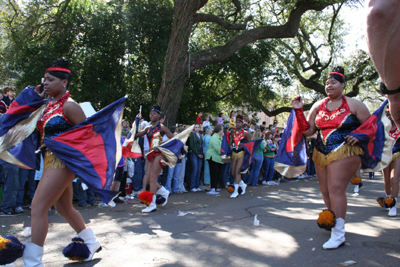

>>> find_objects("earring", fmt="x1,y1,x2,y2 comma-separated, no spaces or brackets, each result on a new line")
63,85,66,88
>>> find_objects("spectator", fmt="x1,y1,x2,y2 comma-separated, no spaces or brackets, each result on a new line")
262,131,278,186
0,91,7,114
15,168,36,213
121,119,130,137
229,110,236,129
189,122,204,192
196,111,203,124
217,112,224,125
203,125,213,191
2,87,15,108
165,127,186,194
202,114,210,129
248,129,264,186
73,178,96,207
0,161,19,215
205,124,225,195
131,120,146,193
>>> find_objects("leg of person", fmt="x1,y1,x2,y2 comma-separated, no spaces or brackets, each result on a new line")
323,156,361,249
235,156,247,194
262,156,269,184
142,155,164,212
367,0,400,127
73,179,88,207
132,158,144,192
27,169,37,202
86,189,96,206
16,168,29,213
0,162,19,214
196,157,203,190
230,159,239,198
189,154,198,191
203,160,210,190
142,158,151,191
165,166,174,193
267,157,276,184
315,164,330,210
207,160,220,195
388,159,400,216
54,183,100,261
178,157,187,192
382,165,392,196
172,163,181,194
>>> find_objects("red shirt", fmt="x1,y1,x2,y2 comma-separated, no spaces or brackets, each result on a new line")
196,116,203,124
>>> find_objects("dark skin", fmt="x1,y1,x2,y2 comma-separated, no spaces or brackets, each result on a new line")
229,120,251,184
31,72,87,247
135,111,174,194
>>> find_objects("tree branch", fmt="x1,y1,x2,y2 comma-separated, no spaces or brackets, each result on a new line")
191,0,335,71
194,13,253,30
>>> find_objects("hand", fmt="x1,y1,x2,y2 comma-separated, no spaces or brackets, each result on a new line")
34,85,45,98
198,154,203,159
345,135,359,145
136,113,142,119
154,147,160,152
292,96,303,109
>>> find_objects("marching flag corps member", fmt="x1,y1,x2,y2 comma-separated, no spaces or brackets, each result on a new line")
289,66,393,250
0,58,127,266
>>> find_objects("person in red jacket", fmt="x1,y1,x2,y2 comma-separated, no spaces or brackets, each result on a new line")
196,111,203,125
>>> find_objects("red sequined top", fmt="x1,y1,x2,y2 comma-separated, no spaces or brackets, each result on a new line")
37,92,72,142
233,129,245,147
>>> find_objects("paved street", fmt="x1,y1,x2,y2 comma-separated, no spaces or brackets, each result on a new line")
3,172,400,267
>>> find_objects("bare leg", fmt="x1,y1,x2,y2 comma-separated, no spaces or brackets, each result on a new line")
383,165,393,196
234,157,244,184
54,184,86,233
231,159,237,182
326,156,361,219
142,159,152,190
148,155,164,194
31,167,80,246
315,164,331,209
390,159,400,198
367,0,400,127
110,181,120,192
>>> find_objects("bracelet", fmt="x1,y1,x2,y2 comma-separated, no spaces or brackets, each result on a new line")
380,81,400,95
294,107,310,131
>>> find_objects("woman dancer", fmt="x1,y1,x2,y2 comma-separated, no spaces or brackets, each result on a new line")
229,115,251,198
380,109,400,216
25,59,101,265
135,105,174,212
292,66,370,249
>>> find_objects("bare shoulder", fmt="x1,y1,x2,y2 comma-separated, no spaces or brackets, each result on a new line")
345,96,368,110
63,97,86,125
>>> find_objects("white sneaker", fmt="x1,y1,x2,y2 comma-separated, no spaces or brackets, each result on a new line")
15,207,24,213
266,181,274,186
353,185,359,193
262,181,268,185
388,207,397,217
98,202,108,207
191,188,198,192
206,189,220,195
196,187,202,191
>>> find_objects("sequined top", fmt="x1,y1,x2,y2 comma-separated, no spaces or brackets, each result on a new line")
389,127,400,154
37,92,73,143
146,122,163,151
233,129,245,147
315,96,360,155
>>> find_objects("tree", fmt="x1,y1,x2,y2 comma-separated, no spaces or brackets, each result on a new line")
157,0,361,126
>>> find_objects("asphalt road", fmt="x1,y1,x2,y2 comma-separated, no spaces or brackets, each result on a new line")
3,172,400,267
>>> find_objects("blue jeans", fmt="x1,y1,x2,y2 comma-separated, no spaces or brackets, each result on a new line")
0,162,19,212
189,153,203,189
263,157,275,182
249,154,263,185
221,162,234,185
72,179,95,206
132,158,144,192
16,168,36,208
165,163,181,193
178,157,187,191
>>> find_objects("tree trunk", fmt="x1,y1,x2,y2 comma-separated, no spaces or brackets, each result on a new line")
157,0,207,127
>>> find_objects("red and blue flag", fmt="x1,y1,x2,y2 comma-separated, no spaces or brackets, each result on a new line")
275,109,307,178
349,99,394,171
239,139,263,173
44,97,126,203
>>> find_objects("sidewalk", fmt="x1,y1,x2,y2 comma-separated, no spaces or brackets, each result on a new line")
4,172,399,267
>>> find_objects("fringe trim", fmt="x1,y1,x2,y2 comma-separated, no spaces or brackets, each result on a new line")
312,144,364,170
392,152,400,163
44,152,66,169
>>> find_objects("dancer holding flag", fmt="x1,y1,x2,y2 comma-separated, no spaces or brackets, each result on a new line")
292,66,371,250
228,115,251,198
0,58,127,266
134,105,175,212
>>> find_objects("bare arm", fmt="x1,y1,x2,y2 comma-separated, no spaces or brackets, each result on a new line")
135,126,149,138
244,131,251,142
63,100,86,126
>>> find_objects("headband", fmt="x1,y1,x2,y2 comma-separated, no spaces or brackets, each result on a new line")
151,108,161,114
329,72,345,79
45,67,71,75
236,118,243,122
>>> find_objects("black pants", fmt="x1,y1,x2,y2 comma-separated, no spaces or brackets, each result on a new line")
208,159,223,190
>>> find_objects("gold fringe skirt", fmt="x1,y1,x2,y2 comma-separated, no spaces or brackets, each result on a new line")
312,144,364,170
391,151,400,164
44,151,66,170
231,151,245,161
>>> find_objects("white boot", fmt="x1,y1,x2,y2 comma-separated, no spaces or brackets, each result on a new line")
22,241,44,267
323,218,345,249
157,186,169,206
77,228,102,261
239,180,247,195
230,184,240,198
388,199,397,217
142,195,157,212
353,185,359,193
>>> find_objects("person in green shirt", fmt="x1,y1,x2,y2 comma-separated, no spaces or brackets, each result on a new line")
262,131,278,185
205,124,224,194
